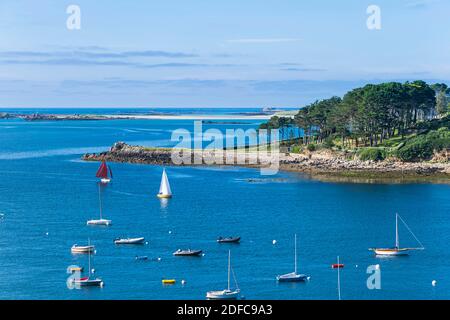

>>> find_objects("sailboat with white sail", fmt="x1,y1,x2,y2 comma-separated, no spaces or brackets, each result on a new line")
157,168,172,198
87,184,112,226
206,250,240,300
96,160,113,184
370,213,424,256
277,234,308,282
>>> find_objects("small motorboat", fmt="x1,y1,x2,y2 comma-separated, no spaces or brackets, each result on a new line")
71,244,95,254
162,279,176,285
217,236,241,244
332,264,344,269
173,249,202,257
114,237,145,245
87,218,112,226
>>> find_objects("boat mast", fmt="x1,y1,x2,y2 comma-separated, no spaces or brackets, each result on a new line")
294,234,297,274
395,213,399,249
88,239,91,278
227,250,231,291
337,256,341,301
98,183,103,220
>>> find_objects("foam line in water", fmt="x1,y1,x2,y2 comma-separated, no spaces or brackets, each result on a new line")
0,146,110,160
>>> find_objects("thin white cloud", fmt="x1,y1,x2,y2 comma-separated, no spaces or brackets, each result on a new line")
226,38,301,44
405,0,440,8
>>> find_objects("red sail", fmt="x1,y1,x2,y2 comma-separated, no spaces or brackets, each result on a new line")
96,161,108,178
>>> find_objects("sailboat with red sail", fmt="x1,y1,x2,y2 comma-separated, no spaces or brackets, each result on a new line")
96,161,113,184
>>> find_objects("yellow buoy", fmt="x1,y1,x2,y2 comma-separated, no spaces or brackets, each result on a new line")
162,279,176,284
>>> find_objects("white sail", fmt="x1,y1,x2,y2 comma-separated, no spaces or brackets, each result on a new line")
158,169,172,197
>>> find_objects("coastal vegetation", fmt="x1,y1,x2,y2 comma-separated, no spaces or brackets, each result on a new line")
259,81,450,163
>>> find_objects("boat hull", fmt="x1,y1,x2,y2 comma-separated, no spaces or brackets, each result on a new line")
373,248,410,256
173,250,202,256
73,278,103,287
277,273,308,282
87,219,112,226
217,237,241,243
100,178,111,184
114,237,145,245
71,245,95,254
157,193,172,199
206,290,240,300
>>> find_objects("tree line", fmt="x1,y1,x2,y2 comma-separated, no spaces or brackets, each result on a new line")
259,81,449,147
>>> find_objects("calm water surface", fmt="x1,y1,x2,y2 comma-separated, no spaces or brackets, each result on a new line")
0,110,449,299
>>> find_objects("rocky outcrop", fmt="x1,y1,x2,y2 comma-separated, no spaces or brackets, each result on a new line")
82,142,450,181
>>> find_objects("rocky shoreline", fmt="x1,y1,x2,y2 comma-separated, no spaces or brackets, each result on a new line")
82,142,450,183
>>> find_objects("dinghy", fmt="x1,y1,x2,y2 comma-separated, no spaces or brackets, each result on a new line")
96,161,113,184
173,249,202,256
114,237,145,245
162,279,176,285
68,266,84,273
217,236,241,244
157,168,172,198
206,250,240,300
71,244,95,254
87,184,112,226
277,234,308,282
370,213,424,256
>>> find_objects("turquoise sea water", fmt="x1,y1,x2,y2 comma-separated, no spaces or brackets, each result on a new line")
0,108,449,300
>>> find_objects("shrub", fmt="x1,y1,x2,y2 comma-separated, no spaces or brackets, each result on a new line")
396,128,450,162
290,145,301,153
307,144,317,152
358,148,386,161
323,137,335,148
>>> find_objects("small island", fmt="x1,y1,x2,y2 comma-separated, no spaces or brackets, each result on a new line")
82,81,450,183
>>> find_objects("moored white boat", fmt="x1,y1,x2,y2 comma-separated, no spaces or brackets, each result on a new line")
73,277,104,287
87,218,112,226
206,250,240,300
173,249,202,256
157,168,172,198
206,289,240,300
71,244,95,254
276,234,308,282
114,237,145,245
87,184,112,226
370,213,424,256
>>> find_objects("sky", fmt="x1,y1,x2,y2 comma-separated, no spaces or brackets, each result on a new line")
0,0,449,108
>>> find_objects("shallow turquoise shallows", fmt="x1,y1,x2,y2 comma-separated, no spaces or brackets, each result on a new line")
0,109,449,300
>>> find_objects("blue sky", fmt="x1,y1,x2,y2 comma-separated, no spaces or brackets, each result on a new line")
0,0,449,107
